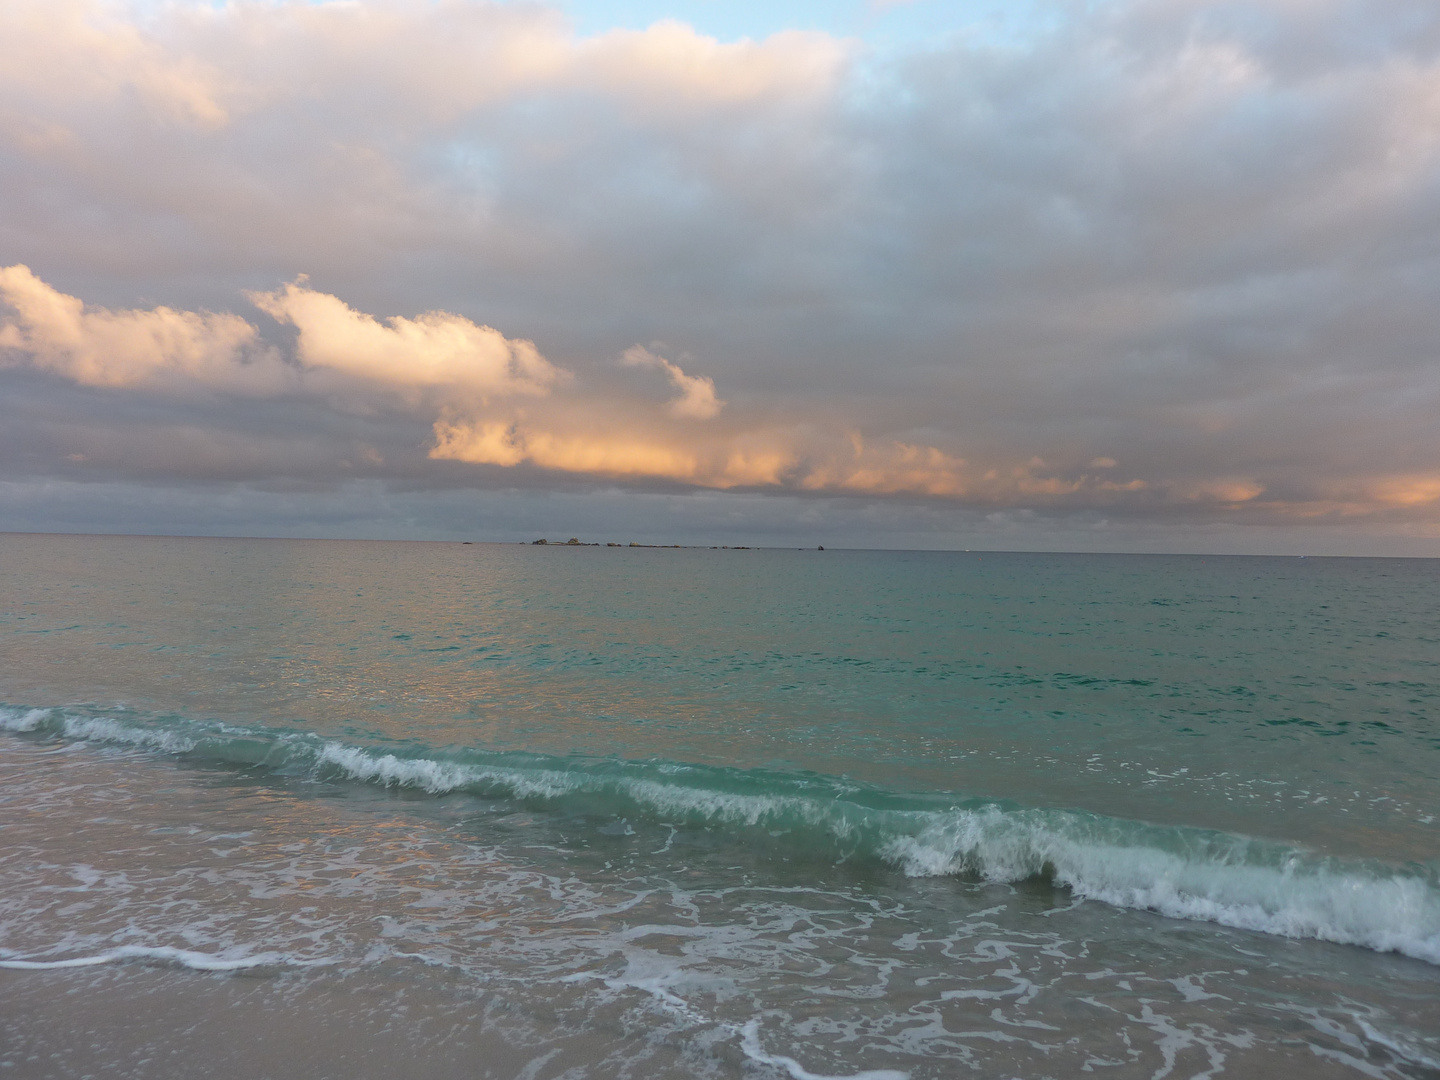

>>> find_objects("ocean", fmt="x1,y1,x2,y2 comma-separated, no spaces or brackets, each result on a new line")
0,533,1436,1079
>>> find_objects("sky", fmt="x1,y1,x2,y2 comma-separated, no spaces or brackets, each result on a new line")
2,0,1440,553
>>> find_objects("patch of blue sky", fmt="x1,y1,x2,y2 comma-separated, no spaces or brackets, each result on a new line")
159,0,1069,54
548,0,1067,51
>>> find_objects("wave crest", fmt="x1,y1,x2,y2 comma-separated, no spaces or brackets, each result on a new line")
4,703,1438,965
881,807,1440,962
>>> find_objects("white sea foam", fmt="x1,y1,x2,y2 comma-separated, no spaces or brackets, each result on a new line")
880,806,1440,965
59,715,196,754
740,1020,910,1080
316,741,577,799
0,945,313,971
7,708,1439,967
0,706,195,753
1355,1018,1440,1073
625,778,832,829
0,706,49,732
314,742,838,825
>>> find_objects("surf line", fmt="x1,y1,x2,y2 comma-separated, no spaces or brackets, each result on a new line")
0,945,334,971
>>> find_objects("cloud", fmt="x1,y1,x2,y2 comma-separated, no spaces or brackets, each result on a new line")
2,0,1440,548
0,264,285,393
619,346,725,419
433,420,705,480
0,0,228,130
0,265,562,402
428,414,795,487
575,21,846,108
6,265,1440,524
248,278,563,399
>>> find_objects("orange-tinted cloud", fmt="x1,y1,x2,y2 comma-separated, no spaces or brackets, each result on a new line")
619,346,725,419
3,265,1437,522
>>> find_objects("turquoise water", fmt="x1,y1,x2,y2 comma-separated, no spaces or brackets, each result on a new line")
1,535,1437,1078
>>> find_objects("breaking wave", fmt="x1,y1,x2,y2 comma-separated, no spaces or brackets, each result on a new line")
4,703,1438,966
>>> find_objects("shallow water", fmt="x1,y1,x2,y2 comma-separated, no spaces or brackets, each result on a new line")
1,534,1437,1078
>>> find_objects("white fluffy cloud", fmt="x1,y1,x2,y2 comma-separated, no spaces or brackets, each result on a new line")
248,278,563,399
0,264,285,393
